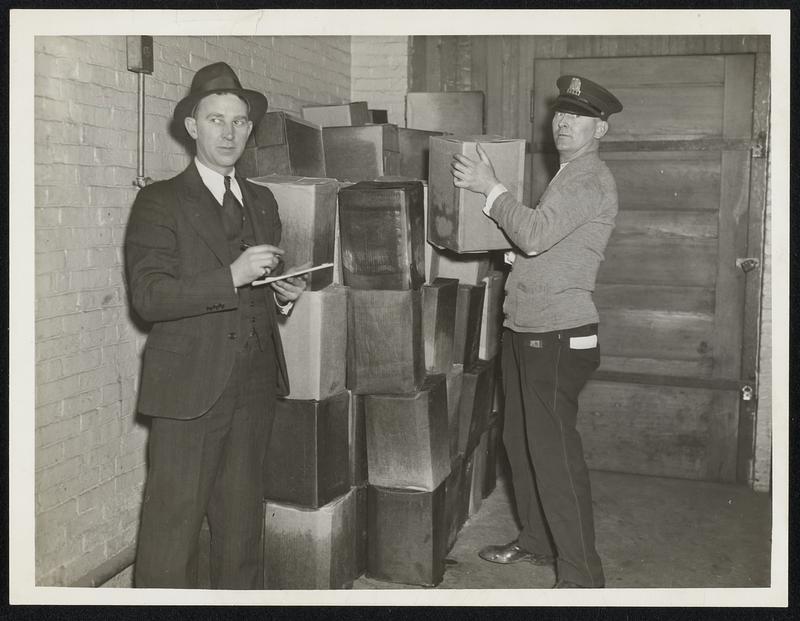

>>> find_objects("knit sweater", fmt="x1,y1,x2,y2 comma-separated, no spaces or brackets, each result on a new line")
488,150,617,333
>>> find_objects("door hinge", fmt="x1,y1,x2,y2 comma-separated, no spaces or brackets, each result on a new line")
736,257,760,273
530,90,536,122
750,132,767,159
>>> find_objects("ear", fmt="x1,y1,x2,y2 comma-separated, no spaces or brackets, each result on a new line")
594,119,609,139
184,116,198,140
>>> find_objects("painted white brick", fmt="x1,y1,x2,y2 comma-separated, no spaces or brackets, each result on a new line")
120,420,148,454
61,389,101,419
61,348,102,377
37,416,81,449
68,269,110,291
36,252,67,276
36,293,81,320
64,249,91,271
36,455,82,491
60,547,109,585
85,442,124,482
36,402,63,428
41,185,93,208
36,120,82,146
105,524,139,560
113,466,145,496
56,207,93,227
35,96,71,123
36,375,82,407
36,498,76,550
36,359,63,384
36,441,65,470
36,163,79,187
77,479,115,515
35,317,63,340
116,448,146,476
62,432,95,464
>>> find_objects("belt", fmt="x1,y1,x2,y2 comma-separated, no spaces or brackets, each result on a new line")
509,323,597,339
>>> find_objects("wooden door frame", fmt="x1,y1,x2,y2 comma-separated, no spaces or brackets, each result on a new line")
736,50,770,485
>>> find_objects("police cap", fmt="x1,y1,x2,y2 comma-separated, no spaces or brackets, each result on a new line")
554,75,622,120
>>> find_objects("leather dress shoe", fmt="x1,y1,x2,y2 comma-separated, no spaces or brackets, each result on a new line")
553,580,586,588
478,541,554,565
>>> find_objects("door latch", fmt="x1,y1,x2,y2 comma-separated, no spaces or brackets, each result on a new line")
740,385,754,401
736,258,760,273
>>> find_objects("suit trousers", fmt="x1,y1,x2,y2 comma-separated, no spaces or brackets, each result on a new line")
134,338,277,589
501,325,604,587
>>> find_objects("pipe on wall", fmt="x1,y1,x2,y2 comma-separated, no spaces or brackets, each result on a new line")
70,544,136,587
134,71,152,189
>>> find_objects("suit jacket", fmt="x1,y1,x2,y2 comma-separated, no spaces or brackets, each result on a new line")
126,161,290,420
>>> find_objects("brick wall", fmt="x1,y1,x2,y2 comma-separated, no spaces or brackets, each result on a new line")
34,34,351,586
350,36,411,126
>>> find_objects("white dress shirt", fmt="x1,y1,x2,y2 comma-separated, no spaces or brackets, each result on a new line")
194,158,293,314
195,157,244,205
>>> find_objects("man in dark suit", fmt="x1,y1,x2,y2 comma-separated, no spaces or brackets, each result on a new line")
126,62,308,589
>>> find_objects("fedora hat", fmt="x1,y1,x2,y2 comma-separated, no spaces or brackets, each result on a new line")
174,62,268,127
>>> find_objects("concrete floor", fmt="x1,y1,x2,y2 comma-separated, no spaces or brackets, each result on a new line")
354,470,771,590
112,467,770,591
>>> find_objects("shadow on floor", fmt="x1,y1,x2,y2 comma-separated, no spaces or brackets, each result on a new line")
171,469,771,591
353,470,771,590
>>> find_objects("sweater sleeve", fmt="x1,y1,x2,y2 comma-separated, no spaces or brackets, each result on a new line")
487,172,607,256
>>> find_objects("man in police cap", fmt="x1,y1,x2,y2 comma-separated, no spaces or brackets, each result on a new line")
451,75,623,588
126,61,308,588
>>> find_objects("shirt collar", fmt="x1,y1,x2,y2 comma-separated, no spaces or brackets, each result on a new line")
194,157,243,206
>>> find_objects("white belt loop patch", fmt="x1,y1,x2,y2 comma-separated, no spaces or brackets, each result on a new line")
569,335,597,350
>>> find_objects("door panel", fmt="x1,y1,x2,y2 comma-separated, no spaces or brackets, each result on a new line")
598,309,715,362
604,155,721,212
613,211,718,238
593,284,715,314
600,237,718,286
532,54,756,482
580,381,740,481
598,85,725,140
596,355,713,379
559,55,726,86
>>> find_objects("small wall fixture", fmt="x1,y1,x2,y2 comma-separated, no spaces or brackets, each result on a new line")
126,35,154,188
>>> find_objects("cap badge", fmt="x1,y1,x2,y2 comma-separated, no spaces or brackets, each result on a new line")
567,77,582,97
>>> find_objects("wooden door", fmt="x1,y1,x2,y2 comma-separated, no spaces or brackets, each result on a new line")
531,55,761,483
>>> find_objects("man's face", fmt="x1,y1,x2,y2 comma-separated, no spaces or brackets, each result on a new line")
184,93,253,175
551,111,608,162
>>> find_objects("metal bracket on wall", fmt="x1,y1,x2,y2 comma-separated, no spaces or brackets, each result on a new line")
127,36,154,189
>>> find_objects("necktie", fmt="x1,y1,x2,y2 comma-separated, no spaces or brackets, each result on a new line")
222,175,243,237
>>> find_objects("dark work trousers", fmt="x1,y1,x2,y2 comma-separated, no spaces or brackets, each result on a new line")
501,325,604,587
134,338,277,589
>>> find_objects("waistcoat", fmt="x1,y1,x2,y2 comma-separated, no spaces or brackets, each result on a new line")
225,204,270,352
